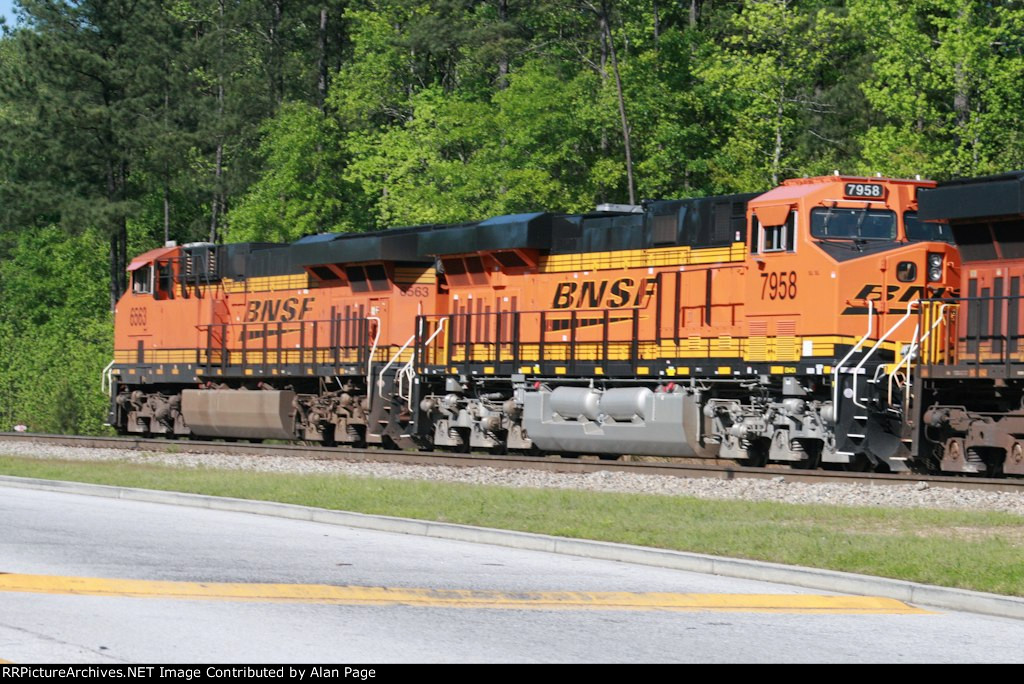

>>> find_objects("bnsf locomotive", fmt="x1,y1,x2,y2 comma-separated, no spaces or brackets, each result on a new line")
109,173,981,473
913,170,1024,476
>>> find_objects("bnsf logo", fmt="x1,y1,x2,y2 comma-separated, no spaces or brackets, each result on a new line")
244,297,315,322
841,284,956,315
552,277,657,309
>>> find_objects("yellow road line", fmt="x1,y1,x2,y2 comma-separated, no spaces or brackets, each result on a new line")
0,574,929,614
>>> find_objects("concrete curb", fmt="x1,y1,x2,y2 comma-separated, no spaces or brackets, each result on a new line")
3,474,1023,621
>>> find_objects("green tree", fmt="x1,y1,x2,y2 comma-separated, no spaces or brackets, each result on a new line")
0,226,111,434
226,102,350,241
697,0,851,191
853,0,1024,179
0,0,182,307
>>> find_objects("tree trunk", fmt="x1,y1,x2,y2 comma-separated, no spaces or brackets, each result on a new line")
109,233,120,312
772,87,784,187
210,137,223,244
497,0,509,89
164,184,170,245
269,0,284,105
603,3,636,204
653,0,659,44
317,7,329,109
106,158,127,311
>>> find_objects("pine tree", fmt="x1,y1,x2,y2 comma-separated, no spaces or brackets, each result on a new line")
0,0,182,308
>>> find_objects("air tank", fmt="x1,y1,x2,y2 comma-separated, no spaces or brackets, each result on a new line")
599,388,652,421
550,387,602,421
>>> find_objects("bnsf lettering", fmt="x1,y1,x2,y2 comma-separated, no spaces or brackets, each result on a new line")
841,284,956,315
552,278,657,310
851,284,953,302
244,297,315,322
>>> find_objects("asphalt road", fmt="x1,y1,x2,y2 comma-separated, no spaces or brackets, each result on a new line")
1,485,1022,663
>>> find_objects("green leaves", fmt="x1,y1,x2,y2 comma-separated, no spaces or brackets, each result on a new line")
697,0,855,190
227,103,349,242
0,226,111,434
854,0,1024,178
7,1,1024,435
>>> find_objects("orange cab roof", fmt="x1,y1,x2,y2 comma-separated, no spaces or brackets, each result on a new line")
127,245,178,272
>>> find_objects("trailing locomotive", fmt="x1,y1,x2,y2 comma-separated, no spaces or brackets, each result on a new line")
107,173,964,473
912,170,1024,475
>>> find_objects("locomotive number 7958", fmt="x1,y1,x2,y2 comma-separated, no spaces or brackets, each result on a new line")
761,271,797,300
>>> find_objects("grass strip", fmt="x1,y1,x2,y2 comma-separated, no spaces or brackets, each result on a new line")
2,454,1023,596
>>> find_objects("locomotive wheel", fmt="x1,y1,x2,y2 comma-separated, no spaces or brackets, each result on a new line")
791,440,822,470
835,453,871,472
453,427,472,453
738,439,769,468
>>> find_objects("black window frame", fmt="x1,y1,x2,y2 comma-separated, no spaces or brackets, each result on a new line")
810,206,896,241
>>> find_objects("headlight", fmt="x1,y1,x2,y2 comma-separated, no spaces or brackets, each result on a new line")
927,252,943,281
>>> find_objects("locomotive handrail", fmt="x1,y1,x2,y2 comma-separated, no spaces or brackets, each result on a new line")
366,316,381,395
100,359,115,395
377,332,416,394
887,302,951,407
850,301,919,409
396,320,446,408
416,316,448,368
832,299,874,417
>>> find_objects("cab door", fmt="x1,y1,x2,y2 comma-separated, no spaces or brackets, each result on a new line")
745,208,802,363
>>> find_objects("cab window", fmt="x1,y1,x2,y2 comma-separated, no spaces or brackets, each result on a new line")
811,207,895,240
131,265,153,295
157,261,175,300
904,211,954,243
756,212,796,253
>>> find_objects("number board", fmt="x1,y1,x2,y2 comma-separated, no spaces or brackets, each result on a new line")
844,182,887,199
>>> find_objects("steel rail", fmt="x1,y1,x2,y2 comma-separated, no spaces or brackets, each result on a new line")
1,432,1023,494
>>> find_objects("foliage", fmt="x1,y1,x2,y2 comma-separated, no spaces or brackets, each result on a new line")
226,102,349,242
697,0,854,190
0,226,111,434
3,0,1024,432
852,0,1024,178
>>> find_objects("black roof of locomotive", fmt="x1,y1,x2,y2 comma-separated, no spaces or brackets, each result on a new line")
418,212,558,255
419,191,759,257
210,190,761,279
918,170,1024,221
292,224,435,266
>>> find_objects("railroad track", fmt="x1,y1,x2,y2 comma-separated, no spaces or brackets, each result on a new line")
2,432,1023,494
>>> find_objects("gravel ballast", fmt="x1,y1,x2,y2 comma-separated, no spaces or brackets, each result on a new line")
3,439,1024,516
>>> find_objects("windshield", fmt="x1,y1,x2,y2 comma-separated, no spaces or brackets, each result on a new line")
904,211,954,243
810,207,895,240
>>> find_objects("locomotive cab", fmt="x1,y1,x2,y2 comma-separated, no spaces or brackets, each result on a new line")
739,176,959,470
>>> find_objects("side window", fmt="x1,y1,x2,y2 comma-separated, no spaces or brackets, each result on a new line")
758,212,796,254
132,265,153,295
157,261,174,300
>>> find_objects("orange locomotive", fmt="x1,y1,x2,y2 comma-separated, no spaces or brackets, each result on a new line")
411,175,957,470
109,174,958,472
914,170,1024,475
109,228,440,446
